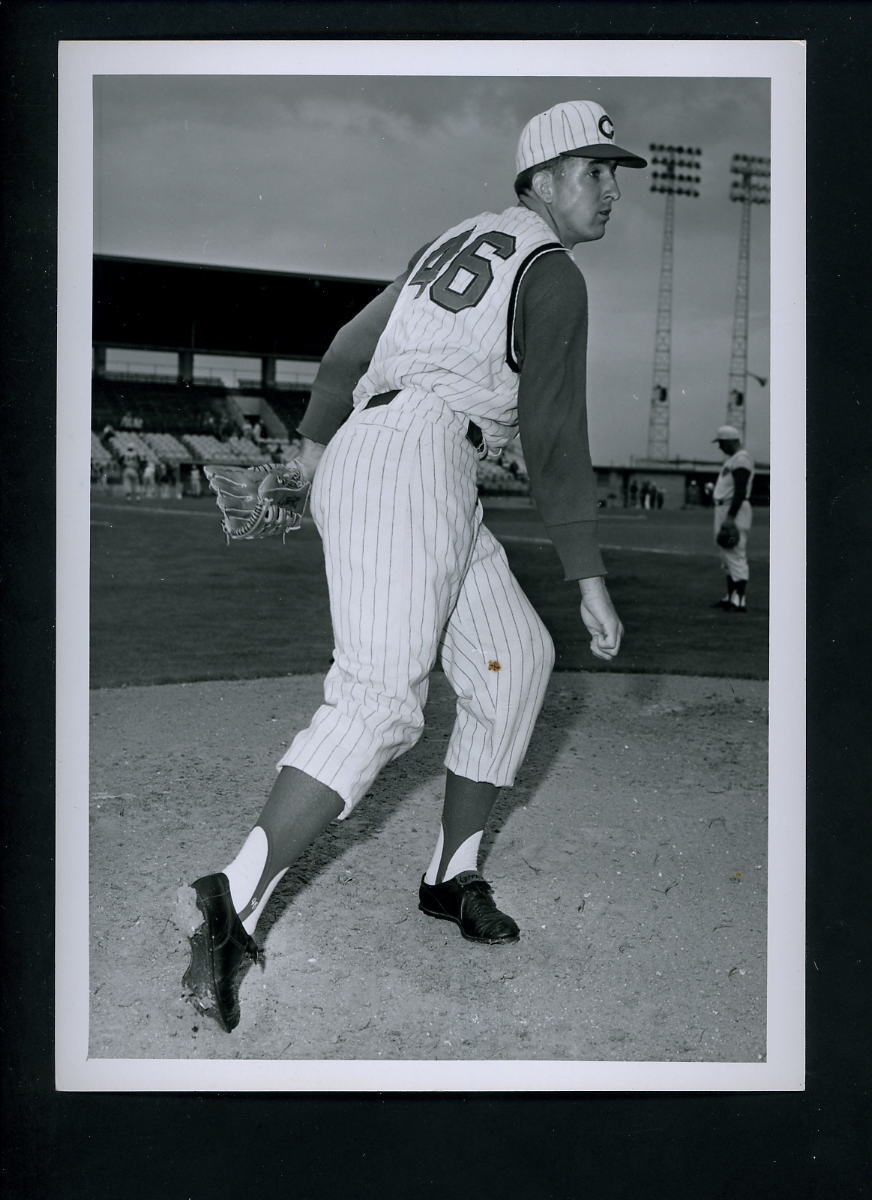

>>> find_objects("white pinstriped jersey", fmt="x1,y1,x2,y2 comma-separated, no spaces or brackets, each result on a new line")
352,206,567,454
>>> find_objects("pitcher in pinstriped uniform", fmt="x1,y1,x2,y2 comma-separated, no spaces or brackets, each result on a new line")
177,100,647,1034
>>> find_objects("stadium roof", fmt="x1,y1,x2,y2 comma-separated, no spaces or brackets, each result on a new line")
93,255,390,360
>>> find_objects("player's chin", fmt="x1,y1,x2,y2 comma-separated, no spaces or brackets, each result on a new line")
573,222,607,245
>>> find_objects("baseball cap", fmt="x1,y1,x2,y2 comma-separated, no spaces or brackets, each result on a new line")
713,424,741,442
515,100,647,180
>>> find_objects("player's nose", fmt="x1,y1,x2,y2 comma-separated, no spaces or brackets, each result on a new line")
604,171,621,201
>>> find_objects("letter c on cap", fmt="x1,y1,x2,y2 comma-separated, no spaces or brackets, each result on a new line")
598,114,615,139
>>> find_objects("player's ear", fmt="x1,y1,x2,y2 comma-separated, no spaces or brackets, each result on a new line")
531,166,555,203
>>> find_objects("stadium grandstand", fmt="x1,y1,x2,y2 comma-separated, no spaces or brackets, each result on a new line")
91,254,766,504
90,254,533,497
91,255,387,491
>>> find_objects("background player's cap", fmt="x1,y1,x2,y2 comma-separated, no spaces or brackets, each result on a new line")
515,100,648,179
713,424,742,442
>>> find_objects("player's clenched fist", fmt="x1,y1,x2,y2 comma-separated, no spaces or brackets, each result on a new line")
578,576,623,661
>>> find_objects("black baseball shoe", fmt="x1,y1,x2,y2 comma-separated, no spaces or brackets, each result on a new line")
418,871,520,944
179,872,261,1032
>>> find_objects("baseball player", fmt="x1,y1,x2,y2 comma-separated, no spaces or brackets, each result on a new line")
712,423,755,611
142,457,157,499
121,443,141,501
179,100,647,1032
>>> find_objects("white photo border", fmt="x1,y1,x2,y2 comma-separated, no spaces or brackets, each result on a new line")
56,37,806,1093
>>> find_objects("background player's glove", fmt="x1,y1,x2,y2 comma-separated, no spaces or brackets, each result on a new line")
716,522,740,549
203,461,310,543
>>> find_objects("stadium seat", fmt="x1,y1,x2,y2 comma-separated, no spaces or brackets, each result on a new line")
226,436,269,464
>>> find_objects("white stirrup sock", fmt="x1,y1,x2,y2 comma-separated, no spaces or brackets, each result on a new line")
222,827,290,935
223,827,268,912
442,831,483,882
423,829,444,886
424,829,484,885
239,868,287,935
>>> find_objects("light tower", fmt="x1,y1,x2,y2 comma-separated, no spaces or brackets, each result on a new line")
646,144,702,460
726,154,770,438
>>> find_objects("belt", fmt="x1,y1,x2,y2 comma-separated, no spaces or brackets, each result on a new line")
363,390,484,454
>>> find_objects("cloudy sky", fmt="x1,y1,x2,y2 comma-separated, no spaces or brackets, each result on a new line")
92,68,773,463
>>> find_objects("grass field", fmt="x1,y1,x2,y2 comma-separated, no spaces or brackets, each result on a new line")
89,494,769,688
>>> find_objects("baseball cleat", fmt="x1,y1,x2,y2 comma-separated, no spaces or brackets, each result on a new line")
179,872,261,1032
418,871,520,944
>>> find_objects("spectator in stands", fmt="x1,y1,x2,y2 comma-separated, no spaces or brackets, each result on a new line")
100,423,115,448
121,444,141,501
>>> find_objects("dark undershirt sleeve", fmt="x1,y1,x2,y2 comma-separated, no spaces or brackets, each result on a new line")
729,467,751,515
515,251,605,580
296,274,405,443
296,243,431,445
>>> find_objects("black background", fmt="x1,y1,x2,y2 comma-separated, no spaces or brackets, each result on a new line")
2,3,870,1197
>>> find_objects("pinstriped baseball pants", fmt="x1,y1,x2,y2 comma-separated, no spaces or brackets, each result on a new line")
278,395,555,819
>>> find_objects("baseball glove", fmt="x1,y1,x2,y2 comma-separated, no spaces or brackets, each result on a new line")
203,461,310,543
716,522,740,549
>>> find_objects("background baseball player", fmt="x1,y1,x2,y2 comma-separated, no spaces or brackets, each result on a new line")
121,443,141,501
712,423,755,611
179,99,647,1032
